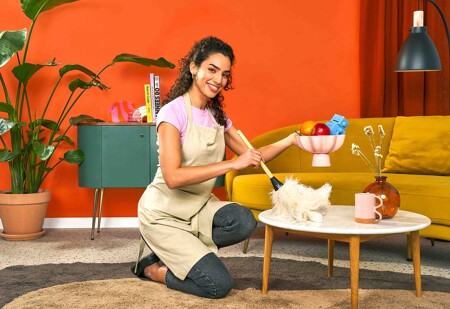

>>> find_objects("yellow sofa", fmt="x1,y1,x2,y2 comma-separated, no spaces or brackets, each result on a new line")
225,116,450,243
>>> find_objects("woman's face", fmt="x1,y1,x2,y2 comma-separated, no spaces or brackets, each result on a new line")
190,53,231,99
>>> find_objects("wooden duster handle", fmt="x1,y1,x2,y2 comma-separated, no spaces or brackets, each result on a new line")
236,130,274,178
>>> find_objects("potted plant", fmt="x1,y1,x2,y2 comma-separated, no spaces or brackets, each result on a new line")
0,0,175,240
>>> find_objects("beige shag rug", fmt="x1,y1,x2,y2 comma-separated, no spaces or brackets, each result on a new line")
4,278,450,309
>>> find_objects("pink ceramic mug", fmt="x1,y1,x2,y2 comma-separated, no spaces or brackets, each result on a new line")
354,193,383,223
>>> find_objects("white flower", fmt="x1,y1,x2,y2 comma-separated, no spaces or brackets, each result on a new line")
351,143,360,155
378,125,385,137
351,125,385,177
364,126,374,135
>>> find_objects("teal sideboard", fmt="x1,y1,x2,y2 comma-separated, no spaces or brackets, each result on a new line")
77,123,158,239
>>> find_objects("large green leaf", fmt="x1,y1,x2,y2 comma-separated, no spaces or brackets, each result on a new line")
0,29,27,68
0,150,18,162
61,149,84,164
21,0,78,20
69,114,104,125
54,135,74,145
12,60,59,84
0,103,15,116
12,63,43,84
111,54,175,68
69,78,109,92
59,64,97,78
29,119,60,131
31,140,55,160
0,118,17,135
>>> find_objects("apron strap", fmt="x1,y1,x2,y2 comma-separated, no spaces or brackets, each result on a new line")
183,93,193,123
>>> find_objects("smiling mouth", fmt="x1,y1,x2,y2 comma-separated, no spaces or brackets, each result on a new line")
208,83,220,93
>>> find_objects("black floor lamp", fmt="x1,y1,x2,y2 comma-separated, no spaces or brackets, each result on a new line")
395,0,450,72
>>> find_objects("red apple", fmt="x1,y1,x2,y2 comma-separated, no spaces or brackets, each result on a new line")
312,123,331,135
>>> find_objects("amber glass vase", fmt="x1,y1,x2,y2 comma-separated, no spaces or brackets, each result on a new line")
363,176,400,219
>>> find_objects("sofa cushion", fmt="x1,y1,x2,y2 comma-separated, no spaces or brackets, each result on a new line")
383,116,450,176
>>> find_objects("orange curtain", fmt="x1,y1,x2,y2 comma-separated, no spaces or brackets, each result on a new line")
360,0,450,117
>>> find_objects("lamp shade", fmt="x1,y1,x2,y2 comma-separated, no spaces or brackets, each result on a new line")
395,26,441,72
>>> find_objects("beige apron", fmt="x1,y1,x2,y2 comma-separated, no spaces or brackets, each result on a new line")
138,92,228,280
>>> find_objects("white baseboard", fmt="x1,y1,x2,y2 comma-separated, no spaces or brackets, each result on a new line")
1,218,264,229
0,217,139,229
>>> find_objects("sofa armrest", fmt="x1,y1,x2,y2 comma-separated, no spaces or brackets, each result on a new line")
225,169,239,200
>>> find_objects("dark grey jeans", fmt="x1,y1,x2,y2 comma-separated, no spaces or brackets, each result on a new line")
164,203,256,298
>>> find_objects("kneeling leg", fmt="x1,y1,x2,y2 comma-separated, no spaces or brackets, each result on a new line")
165,252,233,299
212,203,257,248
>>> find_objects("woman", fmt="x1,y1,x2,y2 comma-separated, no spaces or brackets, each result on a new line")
132,36,297,298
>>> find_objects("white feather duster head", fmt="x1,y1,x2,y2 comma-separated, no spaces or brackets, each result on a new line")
270,176,331,223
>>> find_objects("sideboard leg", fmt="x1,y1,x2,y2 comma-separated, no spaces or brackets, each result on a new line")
91,188,100,240
96,188,105,234
242,237,250,253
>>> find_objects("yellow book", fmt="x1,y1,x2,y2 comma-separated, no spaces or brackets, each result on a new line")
144,84,153,123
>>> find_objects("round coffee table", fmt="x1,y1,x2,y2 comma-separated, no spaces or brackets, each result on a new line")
258,205,431,309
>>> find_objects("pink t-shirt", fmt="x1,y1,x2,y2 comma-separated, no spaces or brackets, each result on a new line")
156,96,233,145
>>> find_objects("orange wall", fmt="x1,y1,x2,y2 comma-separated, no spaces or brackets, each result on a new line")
0,0,360,218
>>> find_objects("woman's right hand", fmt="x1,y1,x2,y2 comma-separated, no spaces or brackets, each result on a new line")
232,149,264,170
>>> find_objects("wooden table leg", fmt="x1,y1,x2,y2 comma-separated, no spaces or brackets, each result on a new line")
411,231,422,297
262,224,274,294
406,233,412,261
349,236,360,309
328,239,335,277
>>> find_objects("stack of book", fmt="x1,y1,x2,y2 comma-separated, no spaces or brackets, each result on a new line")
144,73,161,123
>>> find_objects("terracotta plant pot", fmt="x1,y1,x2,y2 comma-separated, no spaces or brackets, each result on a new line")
0,189,51,240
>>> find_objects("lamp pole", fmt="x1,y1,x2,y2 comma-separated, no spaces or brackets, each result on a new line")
426,0,450,51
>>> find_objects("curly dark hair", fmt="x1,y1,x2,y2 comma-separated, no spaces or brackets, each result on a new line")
162,36,235,127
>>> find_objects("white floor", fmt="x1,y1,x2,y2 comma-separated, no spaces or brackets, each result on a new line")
1,227,449,280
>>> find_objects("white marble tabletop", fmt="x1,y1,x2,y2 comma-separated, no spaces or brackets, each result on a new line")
258,205,431,235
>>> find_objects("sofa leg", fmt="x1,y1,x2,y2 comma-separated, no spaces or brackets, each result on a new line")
406,234,412,261
243,238,250,254
430,238,435,246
